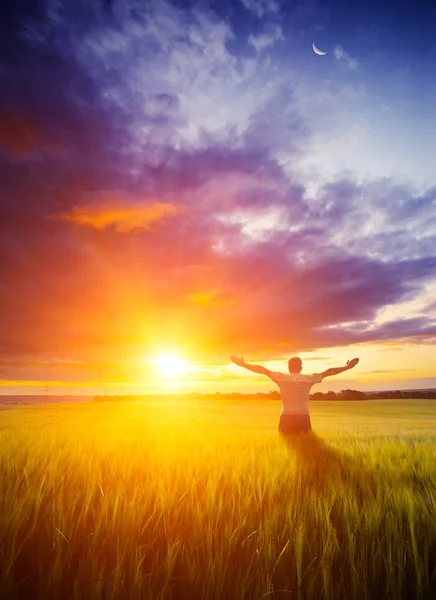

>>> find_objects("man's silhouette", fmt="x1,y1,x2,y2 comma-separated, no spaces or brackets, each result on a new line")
230,355,359,435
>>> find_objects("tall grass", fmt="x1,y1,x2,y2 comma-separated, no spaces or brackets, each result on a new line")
0,399,435,599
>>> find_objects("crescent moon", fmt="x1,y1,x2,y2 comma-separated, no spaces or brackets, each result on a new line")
313,43,327,56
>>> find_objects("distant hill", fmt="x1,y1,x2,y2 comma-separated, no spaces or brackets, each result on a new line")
0,395,94,406
94,389,436,402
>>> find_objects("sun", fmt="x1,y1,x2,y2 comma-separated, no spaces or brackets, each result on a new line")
154,353,188,378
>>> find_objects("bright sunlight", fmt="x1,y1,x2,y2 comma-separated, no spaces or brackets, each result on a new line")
153,353,190,378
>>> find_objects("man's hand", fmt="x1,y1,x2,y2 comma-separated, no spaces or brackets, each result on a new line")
346,358,359,369
230,356,245,367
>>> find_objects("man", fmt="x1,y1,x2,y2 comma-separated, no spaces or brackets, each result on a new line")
230,355,359,435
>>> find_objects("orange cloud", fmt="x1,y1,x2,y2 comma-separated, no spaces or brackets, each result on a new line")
0,111,60,158
189,291,237,307
60,196,185,232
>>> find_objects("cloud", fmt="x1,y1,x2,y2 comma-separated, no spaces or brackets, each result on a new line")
334,45,358,70
248,25,285,53
189,291,237,307
238,0,280,19
59,195,184,232
51,0,250,147
361,369,416,374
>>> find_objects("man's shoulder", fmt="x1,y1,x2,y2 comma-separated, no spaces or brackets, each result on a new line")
301,372,323,382
268,372,323,382
267,370,286,380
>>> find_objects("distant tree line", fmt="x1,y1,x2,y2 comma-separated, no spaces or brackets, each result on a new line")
95,388,436,402
363,389,436,400
311,389,436,400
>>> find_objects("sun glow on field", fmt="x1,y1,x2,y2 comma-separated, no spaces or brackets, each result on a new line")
154,354,189,378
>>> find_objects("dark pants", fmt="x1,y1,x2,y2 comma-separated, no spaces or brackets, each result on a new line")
278,414,312,435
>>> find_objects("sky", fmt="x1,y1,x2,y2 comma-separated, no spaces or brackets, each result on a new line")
1,0,435,396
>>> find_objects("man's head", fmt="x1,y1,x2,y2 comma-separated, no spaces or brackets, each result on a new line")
288,356,302,373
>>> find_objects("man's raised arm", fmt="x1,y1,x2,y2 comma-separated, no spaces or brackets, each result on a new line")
321,357,359,379
230,356,272,377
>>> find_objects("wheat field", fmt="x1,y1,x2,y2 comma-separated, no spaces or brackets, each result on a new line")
0,398,435,600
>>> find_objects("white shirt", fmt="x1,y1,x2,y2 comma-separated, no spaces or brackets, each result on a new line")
267,372,323,416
